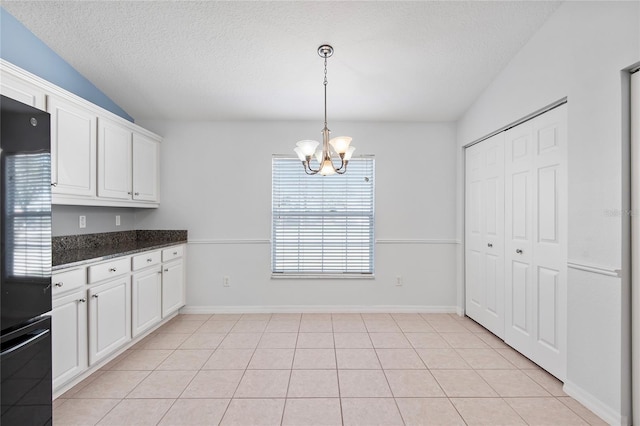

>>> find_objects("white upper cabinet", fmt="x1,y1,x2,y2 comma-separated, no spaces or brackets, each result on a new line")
1,59,161,208
48,95,98,198
98,118,133,200
0,69,46,110
133,133,160,202
98,119,160,203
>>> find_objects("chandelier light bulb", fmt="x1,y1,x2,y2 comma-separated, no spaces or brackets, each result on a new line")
329,136,352,154
343,145,356,161
296,140,320,157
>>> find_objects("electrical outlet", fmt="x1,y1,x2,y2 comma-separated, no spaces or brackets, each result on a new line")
79,215,86,229
115,215,121,226
396,275,403,286
223,276,230,287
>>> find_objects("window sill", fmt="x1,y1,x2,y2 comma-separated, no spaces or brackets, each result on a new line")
271,273,375,280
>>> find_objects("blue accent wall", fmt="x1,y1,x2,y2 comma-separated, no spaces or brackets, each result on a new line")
0,7,134,122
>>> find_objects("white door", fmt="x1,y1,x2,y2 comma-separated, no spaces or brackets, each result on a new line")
132,133,159,202
504,119,535,356
465,133,505,337
48,96,97,197
530,105,567,380
52,290,88,389
504,104,567,380
162,260,184,317
132,266,162,337
98,119,132,200
88,277,131,365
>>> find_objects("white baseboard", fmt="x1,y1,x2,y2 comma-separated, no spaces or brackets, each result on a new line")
563,380,629,425
180,305,458,314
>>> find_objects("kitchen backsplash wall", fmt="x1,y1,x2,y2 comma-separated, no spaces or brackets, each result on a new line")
52,205,136,236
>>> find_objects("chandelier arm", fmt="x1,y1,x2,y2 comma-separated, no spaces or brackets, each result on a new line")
303,157,320,175
335,161,349,174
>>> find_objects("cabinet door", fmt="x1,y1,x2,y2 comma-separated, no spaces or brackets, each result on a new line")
132,267,162,337
0,71,46,110
48,96,97,197
162,260,184,317
465,133,505,338
132,133,159,202
52,290,88,390
88,277,131,365
98,119,132,200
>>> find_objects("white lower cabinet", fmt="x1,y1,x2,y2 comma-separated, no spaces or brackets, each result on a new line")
88,277,132,365
162,260,184,318
132,266,162,337
52,244,186,393
52,290,88,389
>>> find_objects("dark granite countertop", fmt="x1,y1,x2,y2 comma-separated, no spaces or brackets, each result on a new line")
52,230,187,270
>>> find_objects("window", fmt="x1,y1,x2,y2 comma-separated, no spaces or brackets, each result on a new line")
271,156,375,276
4,152,52,278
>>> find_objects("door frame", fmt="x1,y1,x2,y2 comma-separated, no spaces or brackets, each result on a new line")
630,67,639,426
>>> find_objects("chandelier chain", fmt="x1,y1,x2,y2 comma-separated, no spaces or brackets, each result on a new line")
323,56,328,127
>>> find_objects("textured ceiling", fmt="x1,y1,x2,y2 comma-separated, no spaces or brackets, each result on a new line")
3,1,561,122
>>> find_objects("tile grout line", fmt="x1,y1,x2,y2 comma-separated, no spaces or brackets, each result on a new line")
331,313,345,426
277,316,302,426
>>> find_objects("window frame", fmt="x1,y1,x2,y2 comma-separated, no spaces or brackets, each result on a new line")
270,155,375,279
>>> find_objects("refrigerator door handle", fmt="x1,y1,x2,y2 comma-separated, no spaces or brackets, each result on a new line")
0,329,49,357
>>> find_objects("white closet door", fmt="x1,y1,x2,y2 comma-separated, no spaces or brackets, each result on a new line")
465,133,505,338
505,120,535,356
530,105,567,380
504,104,567,380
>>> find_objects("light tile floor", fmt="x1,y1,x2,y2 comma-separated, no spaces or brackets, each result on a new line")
54,313,607,425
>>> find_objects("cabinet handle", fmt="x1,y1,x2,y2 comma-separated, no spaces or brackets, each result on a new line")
109,268,117,272
51,182,58,187
516,249,523,254
77,298,86,303
164,268,169,272
134,192,140,196
487,243,493,248
92,294,99,298
127,191,132,195
173,251,178,255
54,282,64,287
147,258,153,262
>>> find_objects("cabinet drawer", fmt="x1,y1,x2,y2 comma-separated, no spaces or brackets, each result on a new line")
88,257,130,283
132,250,161,271
52,268,86,296
162,246,183,262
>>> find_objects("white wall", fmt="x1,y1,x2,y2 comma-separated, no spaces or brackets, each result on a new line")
52,205,136,236
135,120,458,310
455,2,639,424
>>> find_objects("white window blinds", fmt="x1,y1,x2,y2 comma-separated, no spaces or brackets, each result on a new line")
272,156,375,275
5,152,52,278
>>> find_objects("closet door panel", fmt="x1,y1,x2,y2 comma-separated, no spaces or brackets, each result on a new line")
505,122,534,355
465,133,505,338
531,105,567,380
465,143,484,317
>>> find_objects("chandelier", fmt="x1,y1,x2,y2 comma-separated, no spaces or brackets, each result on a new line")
294,45,355,175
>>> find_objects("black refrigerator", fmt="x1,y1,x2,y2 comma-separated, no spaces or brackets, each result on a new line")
0,95,53,425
